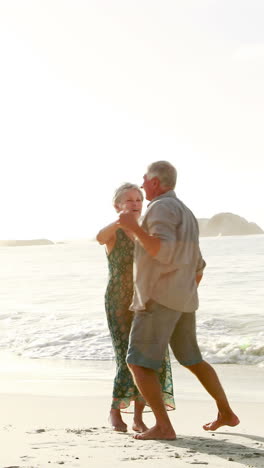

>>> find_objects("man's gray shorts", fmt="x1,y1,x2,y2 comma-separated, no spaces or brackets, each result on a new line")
126,300,203,371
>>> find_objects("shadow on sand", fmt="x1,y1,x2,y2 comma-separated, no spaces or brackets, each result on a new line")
159,433,264,466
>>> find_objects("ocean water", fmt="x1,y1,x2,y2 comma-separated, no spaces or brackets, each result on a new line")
0,235,263,367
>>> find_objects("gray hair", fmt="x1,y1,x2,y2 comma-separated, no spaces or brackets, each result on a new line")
112,183,143,208
147,161,177,189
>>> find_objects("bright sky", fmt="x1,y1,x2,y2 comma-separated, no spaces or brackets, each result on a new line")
1,0,263,240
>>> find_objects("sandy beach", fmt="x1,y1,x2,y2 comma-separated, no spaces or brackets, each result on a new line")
0,356,263,468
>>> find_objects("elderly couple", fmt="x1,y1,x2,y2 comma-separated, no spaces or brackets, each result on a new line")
96,160,239,441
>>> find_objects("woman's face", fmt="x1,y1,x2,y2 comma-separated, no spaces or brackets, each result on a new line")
117,189,143,219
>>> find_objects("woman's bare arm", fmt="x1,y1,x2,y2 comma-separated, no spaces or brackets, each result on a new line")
96,221,119,245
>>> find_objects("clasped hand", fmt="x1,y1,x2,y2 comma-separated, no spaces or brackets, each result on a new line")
117,210,138,233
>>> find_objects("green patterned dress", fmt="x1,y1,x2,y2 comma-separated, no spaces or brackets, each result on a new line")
105,228,175,411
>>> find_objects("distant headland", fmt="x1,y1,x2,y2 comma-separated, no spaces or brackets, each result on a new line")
0,213,263,246
198,213,263,237
0,239,54,247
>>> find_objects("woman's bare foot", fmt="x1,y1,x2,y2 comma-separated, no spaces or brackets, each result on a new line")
132,420,148,433
203,411,240,431
133,424,176,440
133,398,147,432
109,409,127,432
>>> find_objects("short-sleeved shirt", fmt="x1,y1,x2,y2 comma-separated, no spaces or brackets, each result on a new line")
130,190,206,313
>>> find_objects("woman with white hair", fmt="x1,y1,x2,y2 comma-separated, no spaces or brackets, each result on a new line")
96,182,175,433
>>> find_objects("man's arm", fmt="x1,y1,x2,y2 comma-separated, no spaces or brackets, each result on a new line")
196,247,206,286
132,223,161,257
196,273,203,286
118,211,161,257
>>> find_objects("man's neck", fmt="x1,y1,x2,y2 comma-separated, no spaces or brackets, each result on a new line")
149,187,172,201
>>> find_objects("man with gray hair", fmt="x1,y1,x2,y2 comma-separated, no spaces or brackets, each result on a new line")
118,160,239,440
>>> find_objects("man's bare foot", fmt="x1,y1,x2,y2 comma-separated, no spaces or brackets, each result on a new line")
109,410,127,432
203,411,240,431
132,420,148,433
133,424,176,440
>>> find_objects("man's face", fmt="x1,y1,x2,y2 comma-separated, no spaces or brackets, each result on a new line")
141,174,157,201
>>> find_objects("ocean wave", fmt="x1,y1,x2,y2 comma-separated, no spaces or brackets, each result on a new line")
0,236,263,367
1,316,263,366
199,335,264,366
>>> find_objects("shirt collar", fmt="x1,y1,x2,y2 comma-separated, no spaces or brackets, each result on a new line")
148,190,176,206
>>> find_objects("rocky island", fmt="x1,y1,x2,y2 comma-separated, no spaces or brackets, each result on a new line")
1,214,263,244
198,213,263,237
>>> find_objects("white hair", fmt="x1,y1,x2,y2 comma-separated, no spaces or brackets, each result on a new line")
112,183,143,209
147,161,177,189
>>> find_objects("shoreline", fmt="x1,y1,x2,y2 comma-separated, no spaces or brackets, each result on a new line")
1,353,264,404
0,355,263,467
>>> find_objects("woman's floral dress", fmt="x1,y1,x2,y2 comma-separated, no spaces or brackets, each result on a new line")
105,228,175,411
